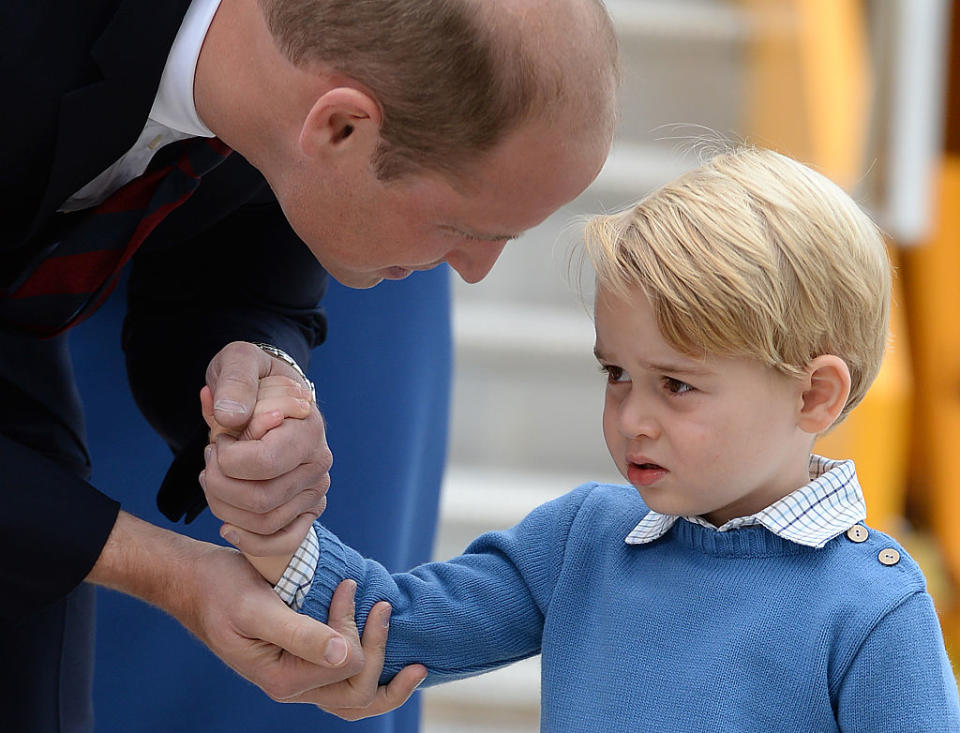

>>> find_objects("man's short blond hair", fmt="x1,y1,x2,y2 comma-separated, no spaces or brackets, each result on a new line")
584,147,891,422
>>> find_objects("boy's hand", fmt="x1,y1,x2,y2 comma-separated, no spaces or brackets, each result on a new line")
291,580,428,719
201,375,313,442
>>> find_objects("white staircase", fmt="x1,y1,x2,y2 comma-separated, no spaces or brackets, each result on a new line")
423,2,752,729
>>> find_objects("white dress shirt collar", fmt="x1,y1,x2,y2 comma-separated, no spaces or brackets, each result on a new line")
149,0,223,137
625,455,867,549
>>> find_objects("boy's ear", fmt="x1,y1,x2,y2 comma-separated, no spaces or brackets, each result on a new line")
299,86,382,161
797,355,852,434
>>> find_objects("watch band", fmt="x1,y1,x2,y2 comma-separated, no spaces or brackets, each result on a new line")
253,343,316,403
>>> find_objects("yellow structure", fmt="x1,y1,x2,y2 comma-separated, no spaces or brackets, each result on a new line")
740,0,960,665
902,157,960,652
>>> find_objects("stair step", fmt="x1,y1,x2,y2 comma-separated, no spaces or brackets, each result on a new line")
453,301,593,358
422,657,540,732
434,467,623,563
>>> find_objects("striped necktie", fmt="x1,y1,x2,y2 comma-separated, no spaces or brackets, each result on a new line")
1,136,232,337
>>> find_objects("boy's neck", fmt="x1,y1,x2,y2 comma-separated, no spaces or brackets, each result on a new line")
699,452,816,527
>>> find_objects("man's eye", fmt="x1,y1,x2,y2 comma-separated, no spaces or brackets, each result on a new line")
664,377,693,394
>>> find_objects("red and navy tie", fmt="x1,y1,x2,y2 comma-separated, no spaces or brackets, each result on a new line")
1,136,232,337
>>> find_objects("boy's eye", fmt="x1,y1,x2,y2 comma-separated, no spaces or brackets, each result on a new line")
663,377,693,394
600,364,629,383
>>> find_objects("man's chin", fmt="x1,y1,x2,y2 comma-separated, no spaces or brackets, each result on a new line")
324,267,385,290
381,266,414,281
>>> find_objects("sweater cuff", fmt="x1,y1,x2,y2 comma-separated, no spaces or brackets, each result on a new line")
298,522,368,624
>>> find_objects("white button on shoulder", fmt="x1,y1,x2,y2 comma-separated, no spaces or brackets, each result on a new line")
846,525,869,543
878,548,901,566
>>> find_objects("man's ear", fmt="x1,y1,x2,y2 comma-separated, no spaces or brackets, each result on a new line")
299,87,382,160
797,355,852,434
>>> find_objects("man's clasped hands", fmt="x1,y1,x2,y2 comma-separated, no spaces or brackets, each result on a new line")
195,341,426,719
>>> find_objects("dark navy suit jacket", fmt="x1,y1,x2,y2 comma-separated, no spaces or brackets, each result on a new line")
0,0,328,618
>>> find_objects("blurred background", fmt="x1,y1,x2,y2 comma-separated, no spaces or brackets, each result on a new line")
426,0,960,729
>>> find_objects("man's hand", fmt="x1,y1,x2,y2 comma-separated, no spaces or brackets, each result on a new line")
201,375,317,583
202,341,331,557
88,512,364,700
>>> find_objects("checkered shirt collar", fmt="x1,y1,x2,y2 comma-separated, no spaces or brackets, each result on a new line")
624,455,866,549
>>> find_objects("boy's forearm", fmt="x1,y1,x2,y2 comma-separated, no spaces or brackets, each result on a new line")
244,551,295,585
300,521,548,686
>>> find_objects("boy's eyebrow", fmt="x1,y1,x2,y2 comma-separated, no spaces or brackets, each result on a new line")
593,346,712,376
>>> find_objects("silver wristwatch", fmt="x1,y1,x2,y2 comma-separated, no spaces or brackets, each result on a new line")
253,343,316,403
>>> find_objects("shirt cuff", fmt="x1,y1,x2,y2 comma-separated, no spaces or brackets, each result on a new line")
273,525,320,610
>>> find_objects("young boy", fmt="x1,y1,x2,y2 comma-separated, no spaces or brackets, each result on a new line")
216,147,960,729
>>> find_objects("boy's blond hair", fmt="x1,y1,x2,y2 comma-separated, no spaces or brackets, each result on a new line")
584,146,890,423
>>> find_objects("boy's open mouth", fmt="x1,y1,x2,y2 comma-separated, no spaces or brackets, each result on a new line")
627,461,668,487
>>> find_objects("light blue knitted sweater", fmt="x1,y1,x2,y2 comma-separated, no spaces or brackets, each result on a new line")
300,483,960,731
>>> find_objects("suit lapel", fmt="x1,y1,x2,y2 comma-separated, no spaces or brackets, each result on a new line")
35,0,193,225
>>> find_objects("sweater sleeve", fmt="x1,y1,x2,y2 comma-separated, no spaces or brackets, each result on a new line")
835,591,960,732
298,484,597,686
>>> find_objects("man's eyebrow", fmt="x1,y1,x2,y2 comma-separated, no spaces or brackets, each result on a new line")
441,224,521,241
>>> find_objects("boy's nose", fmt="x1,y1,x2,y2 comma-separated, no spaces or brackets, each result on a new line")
446,240,509,284
618,391,660,440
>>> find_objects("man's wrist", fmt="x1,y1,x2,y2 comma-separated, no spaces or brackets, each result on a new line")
252,342,316,402
86,510,210,619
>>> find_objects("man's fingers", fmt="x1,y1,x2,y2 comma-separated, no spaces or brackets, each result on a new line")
206,342,275,430
220,509,323,557
252,594,353,672
213,413,331,481
204,376,312,441
202,454,328,529
286,598,389,709
279,590,427,716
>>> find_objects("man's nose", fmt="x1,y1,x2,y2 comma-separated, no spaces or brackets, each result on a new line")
446,240,509,284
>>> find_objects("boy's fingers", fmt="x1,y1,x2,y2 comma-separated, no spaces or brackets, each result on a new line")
322,665,428,720
220,509,323,556
285,591,377,708
254,375,311,400
242,410,285,442
326,579,361,641
347,601,392,690
251,396,312,421
370,664,429,713
200,386,216,429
